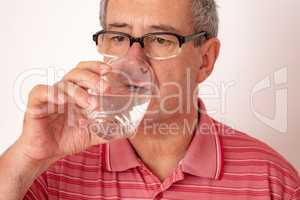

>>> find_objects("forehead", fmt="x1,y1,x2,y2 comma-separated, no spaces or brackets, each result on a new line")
105,0,193,34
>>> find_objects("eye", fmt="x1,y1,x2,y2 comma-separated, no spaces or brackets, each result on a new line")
111,36,126,42
156,37,167,44
152,36,173,46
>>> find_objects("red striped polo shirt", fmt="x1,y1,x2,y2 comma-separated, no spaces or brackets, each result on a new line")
24,99,300,200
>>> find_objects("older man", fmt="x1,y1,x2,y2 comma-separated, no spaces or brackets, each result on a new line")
0,0,299,199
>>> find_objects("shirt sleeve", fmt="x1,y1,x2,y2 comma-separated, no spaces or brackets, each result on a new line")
23,171,48,200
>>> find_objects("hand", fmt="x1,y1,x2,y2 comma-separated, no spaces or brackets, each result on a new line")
17,61,111,164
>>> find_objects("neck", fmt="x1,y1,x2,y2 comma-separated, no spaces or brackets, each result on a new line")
129,108,198,181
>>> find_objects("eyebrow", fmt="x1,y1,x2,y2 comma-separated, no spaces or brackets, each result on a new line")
107,23,180,33
149,24,179,33
107,22,132,29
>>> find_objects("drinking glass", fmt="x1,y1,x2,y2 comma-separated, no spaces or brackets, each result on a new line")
84,57,155,141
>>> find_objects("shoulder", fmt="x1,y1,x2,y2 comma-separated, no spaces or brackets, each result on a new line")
47,144,107,174
212,118,300,193
25,144,108,198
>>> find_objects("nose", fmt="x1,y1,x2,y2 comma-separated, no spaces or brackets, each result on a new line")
126,43,148,60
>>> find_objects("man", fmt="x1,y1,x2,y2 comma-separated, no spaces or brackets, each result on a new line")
0,0,299,199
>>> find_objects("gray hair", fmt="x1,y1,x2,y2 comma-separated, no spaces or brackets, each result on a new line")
99,0,219,38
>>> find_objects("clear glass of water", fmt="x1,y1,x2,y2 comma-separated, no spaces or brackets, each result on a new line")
84,57,155,141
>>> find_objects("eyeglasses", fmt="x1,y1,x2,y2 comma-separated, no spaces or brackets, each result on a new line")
92,30,208,60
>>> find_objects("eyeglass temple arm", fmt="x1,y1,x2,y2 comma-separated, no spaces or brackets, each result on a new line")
183,32,208,43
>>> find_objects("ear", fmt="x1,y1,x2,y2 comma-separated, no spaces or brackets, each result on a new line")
196,38,221,83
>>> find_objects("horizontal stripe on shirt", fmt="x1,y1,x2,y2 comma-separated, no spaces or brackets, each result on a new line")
24,99,300,200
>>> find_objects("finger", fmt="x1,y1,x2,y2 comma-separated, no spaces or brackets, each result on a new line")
28,84,66,108
26,84,67,117
55,80,96,109
76,61,111,75
64,68,101,92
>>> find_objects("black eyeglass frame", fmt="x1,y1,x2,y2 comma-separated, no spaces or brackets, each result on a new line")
92,30,209,48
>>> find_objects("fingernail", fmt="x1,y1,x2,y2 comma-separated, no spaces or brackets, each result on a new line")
87,88,99,96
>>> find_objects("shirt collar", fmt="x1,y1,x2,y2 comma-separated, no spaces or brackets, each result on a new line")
104,138,141,171
180,99,223,179
105,98,223,179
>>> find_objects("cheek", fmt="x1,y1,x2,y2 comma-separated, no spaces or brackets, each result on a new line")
151,60,182,87
148,58,200,114
152,55,200,85
151,59,198,98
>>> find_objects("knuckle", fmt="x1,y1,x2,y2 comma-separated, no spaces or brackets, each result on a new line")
63,68,79,81
30,84,46,96
76,61,84,67
28,84,50,104
55,80,65,89
77,61,101,69
73,85,84,97
56,81,72,95
59,81,79,96
77,61,89,68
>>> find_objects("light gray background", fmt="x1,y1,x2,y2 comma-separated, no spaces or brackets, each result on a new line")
0,0,299,171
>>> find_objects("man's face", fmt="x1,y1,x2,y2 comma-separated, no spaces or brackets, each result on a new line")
106,0,204,121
